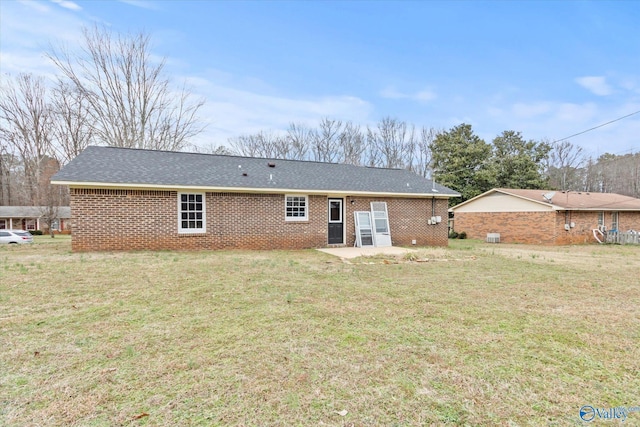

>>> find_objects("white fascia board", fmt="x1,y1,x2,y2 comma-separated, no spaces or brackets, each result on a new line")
51,180,455,199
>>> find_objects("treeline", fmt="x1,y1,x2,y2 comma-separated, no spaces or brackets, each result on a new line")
1,27,638,211
226,120,640,201
0,26,204,208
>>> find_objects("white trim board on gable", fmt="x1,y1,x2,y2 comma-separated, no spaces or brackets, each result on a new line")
452,192,554,213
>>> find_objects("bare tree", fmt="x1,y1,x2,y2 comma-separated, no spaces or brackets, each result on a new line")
48,25,205,151
0,74,55,205
50,80,94,164
285,122,311,160
340,121,365,165
228,131,289,159
0,142,18,205
546,140,585,191
311,118,343,163
412,126,436,177
367,117,416,169
37,157,66,237
189,143,233,155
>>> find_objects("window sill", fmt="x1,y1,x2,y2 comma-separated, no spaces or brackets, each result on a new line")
178,230,206,235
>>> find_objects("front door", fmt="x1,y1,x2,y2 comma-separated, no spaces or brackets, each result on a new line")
328,198,344,244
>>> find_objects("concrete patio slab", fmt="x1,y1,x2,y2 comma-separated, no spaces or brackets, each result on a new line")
316,246,417,259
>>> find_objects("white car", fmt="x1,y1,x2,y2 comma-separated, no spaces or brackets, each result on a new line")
0,229,34,244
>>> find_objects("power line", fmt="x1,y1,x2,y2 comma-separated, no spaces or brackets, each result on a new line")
551,110,640,144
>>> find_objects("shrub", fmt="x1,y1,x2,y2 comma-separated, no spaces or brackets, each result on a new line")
403,252,419,262
31,230,43,235
458,231,467,239
449,230,459,239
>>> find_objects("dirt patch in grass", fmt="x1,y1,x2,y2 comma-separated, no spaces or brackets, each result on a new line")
1,239,638,425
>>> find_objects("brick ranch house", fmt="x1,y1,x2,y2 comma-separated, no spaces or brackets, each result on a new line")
51,146,460,252
0,206,71,234
450,188,640,245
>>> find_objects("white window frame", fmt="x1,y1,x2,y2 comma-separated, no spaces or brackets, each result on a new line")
178,192,206,234
328,199,343,223
25,219,37,231
611,211,619,231
285,195,308,221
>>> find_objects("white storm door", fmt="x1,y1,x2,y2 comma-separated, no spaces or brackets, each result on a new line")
370,202,391,247
354,211,375,247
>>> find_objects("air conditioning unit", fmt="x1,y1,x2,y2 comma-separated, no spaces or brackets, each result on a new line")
486,233,500,243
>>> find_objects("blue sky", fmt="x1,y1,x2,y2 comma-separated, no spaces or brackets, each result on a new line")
1,0,639,158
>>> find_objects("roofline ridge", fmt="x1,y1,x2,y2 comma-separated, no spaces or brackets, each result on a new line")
85,145,435,173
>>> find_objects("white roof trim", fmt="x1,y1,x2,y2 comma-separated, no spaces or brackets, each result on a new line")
52,180,452,199
450,188,557,211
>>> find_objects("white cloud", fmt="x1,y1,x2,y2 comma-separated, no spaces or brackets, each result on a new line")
482,99,640,156
575,76,613,96
415,89,437,102
379,86,404,99
117,0,159,10
618,76,640,95
511,102,553,118
555,102,598,122
50,0,82,11
17,0,51,13
0,1,84,75
1,0,372,151
379,86,436,103
186,75,373,146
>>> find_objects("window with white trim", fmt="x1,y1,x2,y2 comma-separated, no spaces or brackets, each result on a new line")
25,219,36,231
285,195,308,221
611,211,619,231
0,219,5,229
178,193,206,233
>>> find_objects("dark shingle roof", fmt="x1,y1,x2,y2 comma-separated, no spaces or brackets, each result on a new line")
496,188,640,210
450,188,640,211
51,146,459,197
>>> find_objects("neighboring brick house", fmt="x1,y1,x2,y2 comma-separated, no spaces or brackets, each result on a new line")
51,146,459,252
0,206,71,234
450,188,640,245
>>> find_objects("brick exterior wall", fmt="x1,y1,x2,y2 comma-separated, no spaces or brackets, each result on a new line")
454,210,640,245
553,211,598,245
346,197,449,247
70,189,450,251
454,211,557,244
618,211,640,232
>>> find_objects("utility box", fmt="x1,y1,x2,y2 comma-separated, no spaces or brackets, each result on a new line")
486,233,500,243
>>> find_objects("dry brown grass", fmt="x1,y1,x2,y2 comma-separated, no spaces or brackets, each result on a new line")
1,236,639,426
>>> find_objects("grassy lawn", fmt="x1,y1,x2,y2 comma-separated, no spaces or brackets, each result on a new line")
1,238,639,426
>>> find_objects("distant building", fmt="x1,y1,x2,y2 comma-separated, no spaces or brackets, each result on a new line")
0,206,71,233
450,188,640,245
